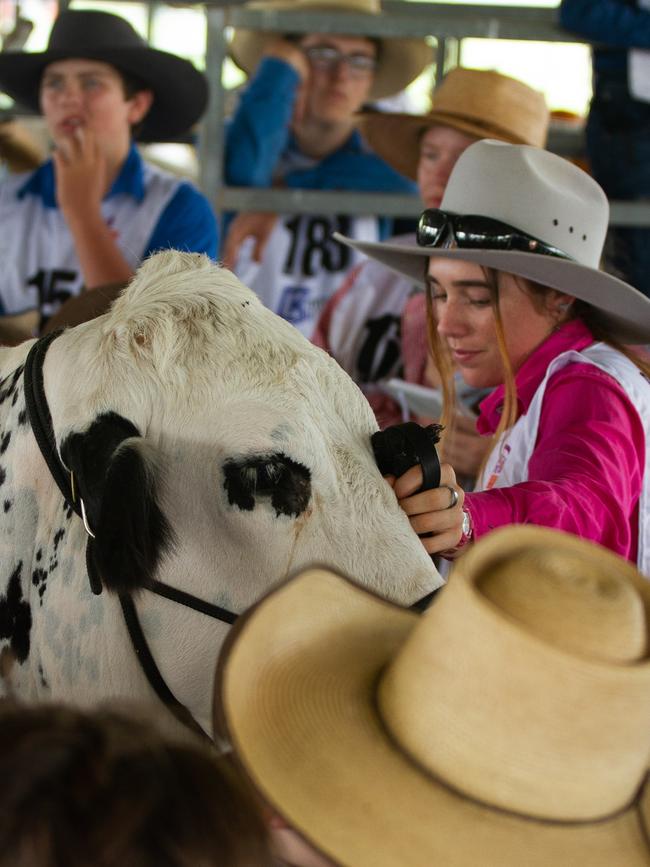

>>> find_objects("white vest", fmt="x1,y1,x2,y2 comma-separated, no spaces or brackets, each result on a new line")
234,212,379,338
0,162,181,320
479,344,650,576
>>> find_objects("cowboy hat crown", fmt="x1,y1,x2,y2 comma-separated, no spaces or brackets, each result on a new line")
358,67,550,181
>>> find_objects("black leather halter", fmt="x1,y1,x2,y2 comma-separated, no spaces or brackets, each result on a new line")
24,331,237,741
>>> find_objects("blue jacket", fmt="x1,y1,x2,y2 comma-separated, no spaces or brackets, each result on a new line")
559,0,650,73
224,57,418,237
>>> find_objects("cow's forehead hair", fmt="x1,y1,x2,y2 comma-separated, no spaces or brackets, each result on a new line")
45,251,378,440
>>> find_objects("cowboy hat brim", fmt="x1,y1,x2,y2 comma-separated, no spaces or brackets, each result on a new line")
0,47,208,142
215,563,650,867
228,1,432,101
357,109,544,181
332,233,650,344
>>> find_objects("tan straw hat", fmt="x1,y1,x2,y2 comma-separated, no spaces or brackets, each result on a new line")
228,0,432,100
335,139,650,343
215,525,650,867
358,67,550,180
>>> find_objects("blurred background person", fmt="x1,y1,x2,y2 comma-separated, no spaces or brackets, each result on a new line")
0,700,274,867
0,9,216,344
223,0,431,337
560,0,650,299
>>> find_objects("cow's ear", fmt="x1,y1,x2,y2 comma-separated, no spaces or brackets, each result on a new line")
60,412,174,594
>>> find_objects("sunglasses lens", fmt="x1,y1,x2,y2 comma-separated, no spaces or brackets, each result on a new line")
417,209,449,247
454,215,514,249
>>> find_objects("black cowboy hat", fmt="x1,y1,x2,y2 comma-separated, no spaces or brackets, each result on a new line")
0,9,208,142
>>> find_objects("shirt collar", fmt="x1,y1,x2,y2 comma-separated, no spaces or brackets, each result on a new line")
17,143,145,208
477,318,596,434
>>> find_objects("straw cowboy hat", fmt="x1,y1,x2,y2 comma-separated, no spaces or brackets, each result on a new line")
215,526,650,867
0,10,208,142
228,0,432,101
334,139,650,343
358,67,550,180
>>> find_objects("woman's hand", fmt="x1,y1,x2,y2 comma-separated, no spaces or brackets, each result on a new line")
391,462,465,555
222,211,278,270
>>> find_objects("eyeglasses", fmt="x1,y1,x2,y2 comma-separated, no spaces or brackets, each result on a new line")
417,209,573,260
303,45,377,77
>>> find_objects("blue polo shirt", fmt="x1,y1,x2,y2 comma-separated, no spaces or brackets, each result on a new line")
0,145,217,320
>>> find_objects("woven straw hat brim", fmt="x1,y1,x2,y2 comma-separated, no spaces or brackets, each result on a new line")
216,556,650,866
358,109,545,181
0,48,207,142
332,234,650,344
229,1,431,100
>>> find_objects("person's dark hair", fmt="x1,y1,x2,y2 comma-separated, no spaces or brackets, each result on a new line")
0,701,274,867
116,68,150,101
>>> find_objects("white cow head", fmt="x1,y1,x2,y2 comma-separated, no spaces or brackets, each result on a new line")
4,252,441,734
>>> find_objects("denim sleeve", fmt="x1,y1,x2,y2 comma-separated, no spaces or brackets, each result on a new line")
144,183,218,260
224,57,301,187
559,0,650,48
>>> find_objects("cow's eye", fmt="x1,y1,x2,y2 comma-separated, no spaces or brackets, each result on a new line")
223,454,311,518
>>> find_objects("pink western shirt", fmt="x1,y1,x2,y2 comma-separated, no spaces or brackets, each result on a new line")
464,319,646,562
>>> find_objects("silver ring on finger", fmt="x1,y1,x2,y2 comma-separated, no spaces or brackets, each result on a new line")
442,484,459,510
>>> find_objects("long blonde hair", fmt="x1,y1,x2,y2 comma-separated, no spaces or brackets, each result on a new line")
425,264,650,476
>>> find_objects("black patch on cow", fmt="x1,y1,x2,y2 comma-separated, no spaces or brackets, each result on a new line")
0,561,32,663
223,453,312,518
0,467,5,487
36,549,42,562
31,568,47,588
53,528,65,550
18,409,27,426
0,432,10,455
3,500,10,513
61,412,175,594
0,365,24,405
11,390,18,407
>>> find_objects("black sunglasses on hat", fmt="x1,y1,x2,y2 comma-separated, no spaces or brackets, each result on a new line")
417,209,573,261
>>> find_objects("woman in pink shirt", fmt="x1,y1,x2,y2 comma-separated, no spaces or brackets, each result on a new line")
337,140,650,572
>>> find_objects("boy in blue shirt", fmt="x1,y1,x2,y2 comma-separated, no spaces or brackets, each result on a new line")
0,9,217,341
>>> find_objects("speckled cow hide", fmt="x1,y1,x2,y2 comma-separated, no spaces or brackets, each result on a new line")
0,251,441,736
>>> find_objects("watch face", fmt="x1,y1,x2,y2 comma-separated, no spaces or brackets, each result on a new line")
461,510,471,538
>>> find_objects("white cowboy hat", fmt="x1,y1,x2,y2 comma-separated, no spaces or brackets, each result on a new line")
334,139,650,343
215,525,650,867
228,0,432,101
358,67,550,180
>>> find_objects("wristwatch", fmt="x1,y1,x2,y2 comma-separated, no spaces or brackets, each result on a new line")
458,509,473,549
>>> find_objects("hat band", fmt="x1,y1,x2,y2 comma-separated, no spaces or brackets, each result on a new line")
417,208,573,261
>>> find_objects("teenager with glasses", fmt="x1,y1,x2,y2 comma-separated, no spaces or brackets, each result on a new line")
337,140,650,572
222,0,430,338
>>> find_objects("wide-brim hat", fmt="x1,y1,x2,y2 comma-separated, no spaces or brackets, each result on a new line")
0,10,208,142
215,526,650,867
357,67,550,180
228,0,432,101
334,139,650,343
